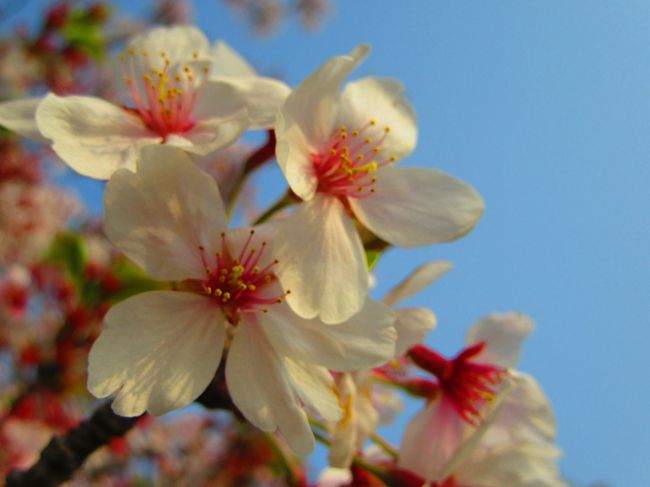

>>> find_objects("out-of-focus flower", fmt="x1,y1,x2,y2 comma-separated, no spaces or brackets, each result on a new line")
273,45,484,324
0,265,31,319
399,313,567,486
87,146,396,454
0,181,80,265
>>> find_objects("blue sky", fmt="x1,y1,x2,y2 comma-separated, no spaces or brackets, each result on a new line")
8,1,650,485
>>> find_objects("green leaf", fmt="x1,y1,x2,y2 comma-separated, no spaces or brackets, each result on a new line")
365,248,382,270
46,232,87,279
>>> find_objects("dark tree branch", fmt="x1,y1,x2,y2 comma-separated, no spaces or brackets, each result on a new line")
6,365,239,486
6,402,141,487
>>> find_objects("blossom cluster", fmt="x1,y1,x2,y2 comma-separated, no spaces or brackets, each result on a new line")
0,8,569,486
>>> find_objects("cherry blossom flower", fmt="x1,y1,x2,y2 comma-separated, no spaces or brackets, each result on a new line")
0,26,289,180
399,313,566,485
87,146,396,454
273,45,484,324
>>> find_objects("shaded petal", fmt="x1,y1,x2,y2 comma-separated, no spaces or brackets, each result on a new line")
104,146,227,281
276,45,369,200
87,291,226,416
338,77,417,160
284,357,342,421
466,312,534,368
399,398,465,482
36,93,159,179
351,166,485,247
227,315,314,454
211,40,257,77
208,76,291,129
383,261,453,307
261,298,396,371
0,97,48,143
394,307,437,356
274,194,367,324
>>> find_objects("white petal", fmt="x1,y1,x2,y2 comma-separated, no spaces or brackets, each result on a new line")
394,307,437,356
274,194,367,324
399,398,465,482
383,261,453,307
275,110,318,200
328,373,358,468
280,44,369,146
208,76,291,129
87,291,226,416
36,93,159,179
284,357,342,421
493,373,557,443
317,468,352,487
226,315,314,455
338,77,417,160
211,40,257,77
466,312,534,368
276,45,370,200
261,298,396,371
104,145,227,281
126,25,211,70
351,167,485,247
0,97,48,143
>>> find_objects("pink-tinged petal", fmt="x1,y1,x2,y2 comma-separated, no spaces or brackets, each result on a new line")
351,167,485,248
466,312,534,368
399,398,465,482
104,146,227,281
36,93,160,179
261,298,396,371
394,307,437,356
87,291,225,416
226,315,314,455
0,97,48,143
274,194,367,324
383,261,453,307
276,45,370,200
338,77,417,160
328,373,358,468
284,357,342,422
211,41,257,77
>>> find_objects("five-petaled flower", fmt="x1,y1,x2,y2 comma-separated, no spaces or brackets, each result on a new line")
273,45,485,324
87,146,397,454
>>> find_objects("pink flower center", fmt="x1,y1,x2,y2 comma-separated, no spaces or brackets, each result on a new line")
194,230,287,325
312,120,396,198
119,48,208,138
409,343,506,425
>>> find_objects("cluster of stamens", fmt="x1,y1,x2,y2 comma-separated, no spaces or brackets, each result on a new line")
119,48,209,138
409,343,507,425
312,120,397,198
196,230,288,325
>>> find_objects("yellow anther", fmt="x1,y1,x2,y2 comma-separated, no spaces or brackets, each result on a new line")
206,286,212,295
330,148,337,155
192,51,199,59
218,276,226,283
223,292,231,300
119,54,126,61
247,284,256,291
160,51,166,57
364,137,372,144
371,177,377,183
285,289,291,294
204,267,211,274
390,156,397,162
370,119,377,125
214,289,223,297
202,66,209,74
141,49,148,56
276,298,283,304
175,75,182,82
183,65,190,73
128,47,136,55
352,130,360,137
356,155,364,161
262,308,269,313
373,147,380,153
252,266,260,273
385,126,391,133
143,74,153,84
370,188,376,193
357,187,364,192
264,275,272,282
